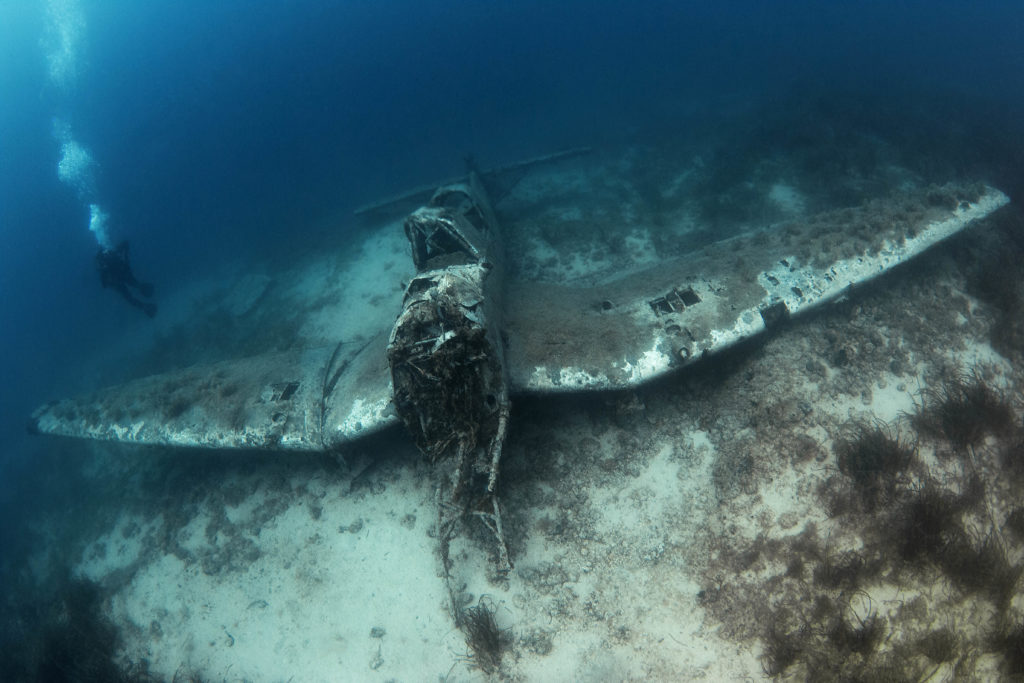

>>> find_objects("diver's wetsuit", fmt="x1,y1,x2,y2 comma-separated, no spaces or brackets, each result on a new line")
96,241,157,317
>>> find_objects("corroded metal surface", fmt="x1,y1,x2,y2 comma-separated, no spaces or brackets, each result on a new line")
386,172,513,575
30,336,397,451
504,184,1009,392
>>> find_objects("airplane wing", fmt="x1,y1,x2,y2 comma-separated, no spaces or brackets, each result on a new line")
28,332,397,451
505,184,1008,392
28,172,1008,451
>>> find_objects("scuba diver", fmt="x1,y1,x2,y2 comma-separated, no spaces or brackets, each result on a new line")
95,240,157,317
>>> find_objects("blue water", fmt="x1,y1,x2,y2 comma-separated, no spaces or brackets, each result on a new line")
0,0,1023,675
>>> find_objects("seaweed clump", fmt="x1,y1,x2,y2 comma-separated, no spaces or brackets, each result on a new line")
915,627,959,663
885,483,1020,607
888,483,963,564
714,395,1023,680
761,622,803,677
913,374,1015,450
459,598,505,674
1005,507,1024,541
834,420,917,513
1000,433,1024,480
964,222,1024,362
825,609,885,660
758,594,890,680
812,546,879,591
938,527,1017,603
993,621,1024,678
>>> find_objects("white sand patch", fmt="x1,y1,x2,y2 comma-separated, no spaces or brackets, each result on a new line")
622,229,659,269
660,158,703,200
756,461,825,535
87,403,776,680
807,371,917,426
944,339,1015,383
510,165,593,204
106,464,471,682
866,375,917,419
78,512,162,581
768,182,806,216
428,422,761,681
294,225,411,345
222,273,273,317
590,443,683,544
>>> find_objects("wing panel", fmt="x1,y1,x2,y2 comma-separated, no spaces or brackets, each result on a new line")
321,331,398,447
30,338,399,451
505,185,1009,392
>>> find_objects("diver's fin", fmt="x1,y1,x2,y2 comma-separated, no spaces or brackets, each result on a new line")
29,333,397,451
503,184,1009,392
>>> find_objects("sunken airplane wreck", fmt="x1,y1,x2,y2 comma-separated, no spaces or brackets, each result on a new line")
30,151,1010,575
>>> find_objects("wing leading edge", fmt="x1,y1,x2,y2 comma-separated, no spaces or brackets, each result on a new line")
504,184,1009,392
29,331,397,451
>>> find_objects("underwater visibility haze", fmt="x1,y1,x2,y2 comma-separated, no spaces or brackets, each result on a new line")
2,0,1024,680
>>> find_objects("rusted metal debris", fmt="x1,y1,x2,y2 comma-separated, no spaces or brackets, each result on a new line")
386,172,513,610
